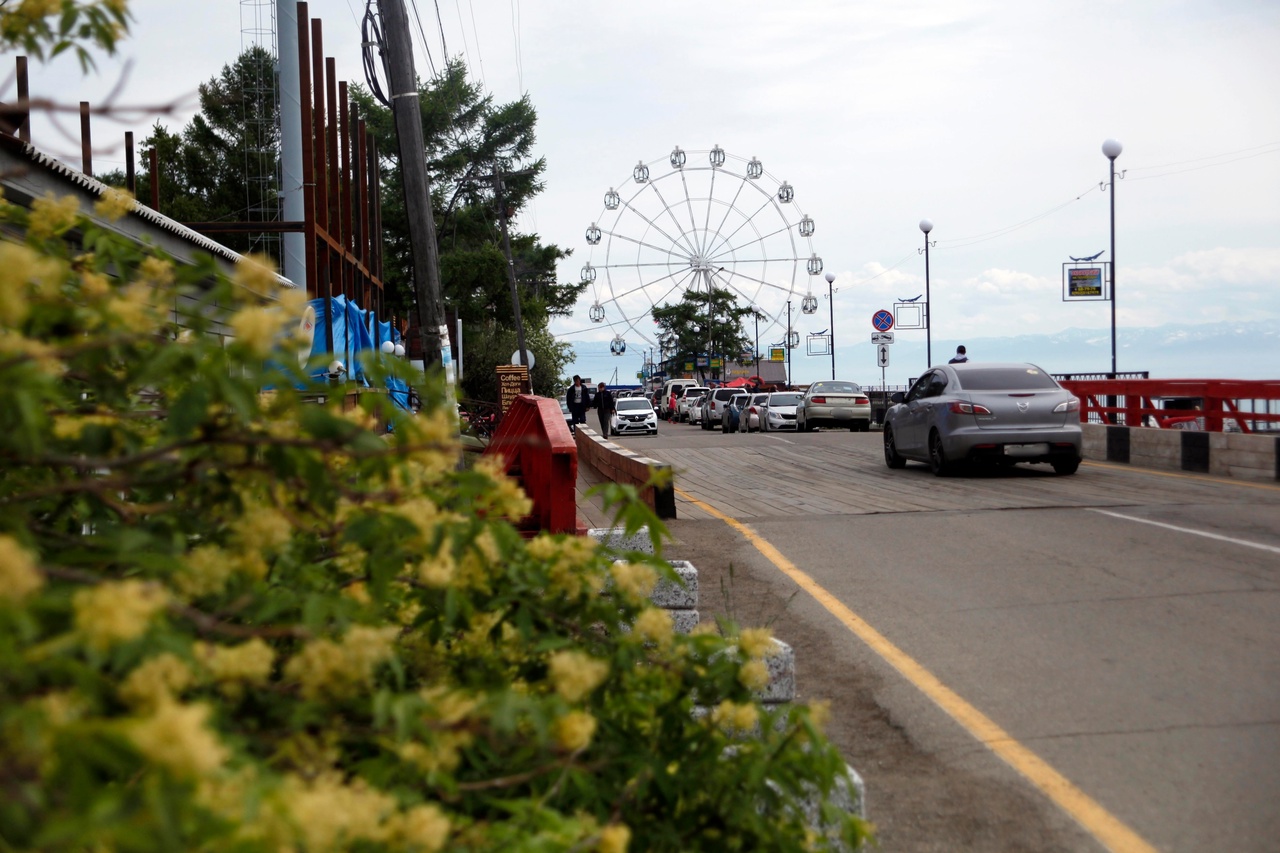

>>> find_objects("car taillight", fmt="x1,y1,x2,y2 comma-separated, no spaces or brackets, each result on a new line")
948,401,992,415
1053,397,1080,413
855,396,867,404
812,396,826,404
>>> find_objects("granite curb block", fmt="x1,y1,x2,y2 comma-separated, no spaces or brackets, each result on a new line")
1083,423,1279,481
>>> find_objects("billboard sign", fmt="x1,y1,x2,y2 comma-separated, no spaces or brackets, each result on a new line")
1063,262,1109,301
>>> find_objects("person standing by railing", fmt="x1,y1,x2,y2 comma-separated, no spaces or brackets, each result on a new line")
595,382,615,435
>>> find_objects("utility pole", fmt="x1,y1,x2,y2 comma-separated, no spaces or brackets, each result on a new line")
378,0,447,367
492,172,529,366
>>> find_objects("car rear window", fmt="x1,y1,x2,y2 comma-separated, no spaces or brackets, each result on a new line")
811,382,862,394
769,393,803,406
956,367,1061,391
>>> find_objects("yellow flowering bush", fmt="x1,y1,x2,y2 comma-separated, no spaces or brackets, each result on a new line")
0,152,863,853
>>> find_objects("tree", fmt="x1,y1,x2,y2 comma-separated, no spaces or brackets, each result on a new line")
99,46,281,258
352,60,586,400
652,285,754,383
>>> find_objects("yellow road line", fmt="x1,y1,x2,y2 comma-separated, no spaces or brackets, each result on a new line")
675,486,1160,853
1082,459,1280,492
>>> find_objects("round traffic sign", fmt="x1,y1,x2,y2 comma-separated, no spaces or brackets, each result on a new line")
872,310,894,332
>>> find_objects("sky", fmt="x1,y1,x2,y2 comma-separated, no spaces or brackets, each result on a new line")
9,0,1280,386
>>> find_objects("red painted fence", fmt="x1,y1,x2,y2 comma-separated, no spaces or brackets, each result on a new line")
1058,378,1280,433
482,394,583,535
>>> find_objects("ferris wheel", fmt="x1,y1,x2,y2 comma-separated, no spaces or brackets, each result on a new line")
581,145,823,357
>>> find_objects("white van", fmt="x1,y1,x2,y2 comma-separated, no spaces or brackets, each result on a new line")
660,378,698,419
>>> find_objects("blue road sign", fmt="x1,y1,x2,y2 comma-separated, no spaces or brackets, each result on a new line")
872,310,894,332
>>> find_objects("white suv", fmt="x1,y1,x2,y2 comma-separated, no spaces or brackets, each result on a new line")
702,388,739,431
677,386,709,422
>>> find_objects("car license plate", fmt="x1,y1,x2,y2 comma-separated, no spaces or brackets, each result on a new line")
1004,443,1049,457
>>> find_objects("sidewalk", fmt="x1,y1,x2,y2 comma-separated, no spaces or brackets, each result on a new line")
574,458,616,530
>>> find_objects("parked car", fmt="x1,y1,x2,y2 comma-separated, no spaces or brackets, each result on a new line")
661,378,699,419
882,362,1083,476
610,397,659,436
722,393,751,433
702,388,740,431
687,393,707,425
796,380,872,432
741,392,770,433
678,386,709,422
558,399,574,430
760,391,803,431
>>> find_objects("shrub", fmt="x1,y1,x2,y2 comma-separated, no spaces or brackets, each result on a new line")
0,192,866,851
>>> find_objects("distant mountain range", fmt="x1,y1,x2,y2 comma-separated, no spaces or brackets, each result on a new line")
563,320,1280,385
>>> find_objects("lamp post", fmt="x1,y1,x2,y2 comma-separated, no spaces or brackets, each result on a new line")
753,309,762,381
824,270,836,379
786,299,793,387
919,219,933,368
1102,138,1123,376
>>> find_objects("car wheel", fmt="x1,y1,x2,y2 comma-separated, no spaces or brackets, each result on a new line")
855,420,870,432
1052,457,1081,476
649,428,657,436
928,430,952,477
883,426,907,469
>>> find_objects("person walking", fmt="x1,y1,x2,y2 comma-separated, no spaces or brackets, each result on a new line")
594,382,615,436
565,375,591,432
949,345,968,364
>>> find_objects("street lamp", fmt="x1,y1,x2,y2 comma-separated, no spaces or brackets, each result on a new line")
919,218,934,368
786,299,793,387
1102,138,1123,376
824,270,836,380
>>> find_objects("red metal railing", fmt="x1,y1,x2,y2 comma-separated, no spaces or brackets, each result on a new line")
1059,379,1280,433
482,395,581,535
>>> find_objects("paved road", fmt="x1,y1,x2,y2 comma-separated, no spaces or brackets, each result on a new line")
606,422,1280,852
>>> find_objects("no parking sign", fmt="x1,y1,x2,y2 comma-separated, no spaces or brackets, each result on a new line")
872,310,894,332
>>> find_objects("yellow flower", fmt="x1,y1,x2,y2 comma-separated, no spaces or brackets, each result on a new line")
633,607,673,647
94,187,134,221
0,331,63,376
119,653,194,709
196,638,275,696
73,579,168,650
284,625,398,700
127,700,228,778
807,699,832,733
416,551,456,588
283,771,397,851
610,561,657,601
231,502,293,553
547,650,609,703
15,0,62,21
27,191,79,240
234,254,279,299
0,242,36,326
80,270,111,299
553,710,597,752
106,281,160,333
0,535,43,602
230,305,283,358
175,544,235,597
389,803,451,852
136,256,174,287
597,823,631,853
738,659,769,691
738,627,777,659
710,700,759,735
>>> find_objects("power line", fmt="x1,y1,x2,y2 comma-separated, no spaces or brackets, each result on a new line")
510,0,523,92
405,0,438,76
1127,144,1280,182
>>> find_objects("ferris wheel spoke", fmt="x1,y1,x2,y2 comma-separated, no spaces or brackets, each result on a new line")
602,229,691,264
707,173,750,257
678,169,703,256
643,181,700,256
712,264,800,297
707,223,797,262
603,266,696,305
615,198,696,261
705,195,776,259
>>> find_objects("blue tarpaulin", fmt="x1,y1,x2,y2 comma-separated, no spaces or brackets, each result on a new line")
306,296,411,411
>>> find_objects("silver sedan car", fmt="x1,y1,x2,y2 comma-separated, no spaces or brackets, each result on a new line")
882,363,1083,475
796,380,872,432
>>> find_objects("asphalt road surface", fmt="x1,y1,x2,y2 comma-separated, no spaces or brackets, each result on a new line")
611,421,1280,852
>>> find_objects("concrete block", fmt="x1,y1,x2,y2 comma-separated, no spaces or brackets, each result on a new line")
651,560,698,609
589,526,655,554
669,609,700,634
757,639,796,704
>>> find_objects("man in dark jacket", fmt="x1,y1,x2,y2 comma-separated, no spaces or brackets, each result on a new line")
565,375,591,432
594,382,615,435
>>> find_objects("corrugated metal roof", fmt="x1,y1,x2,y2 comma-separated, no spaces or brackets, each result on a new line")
3,135,298,290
